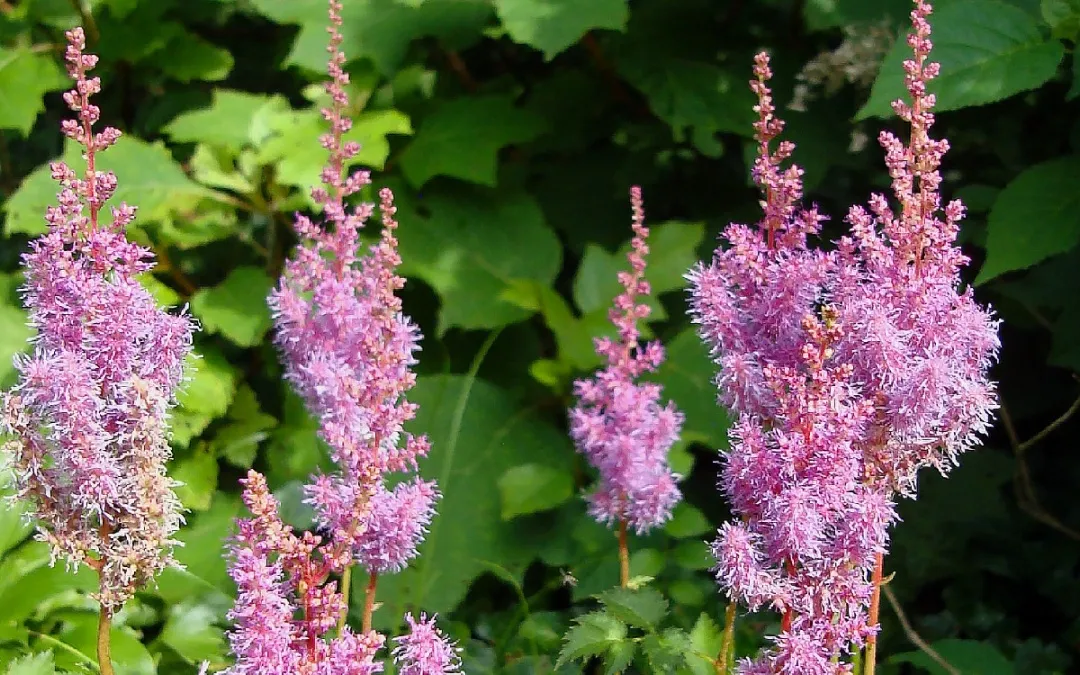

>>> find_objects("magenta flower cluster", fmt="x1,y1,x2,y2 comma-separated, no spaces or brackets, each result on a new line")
569,187,684,534
688,1,999,671
0,27,195,612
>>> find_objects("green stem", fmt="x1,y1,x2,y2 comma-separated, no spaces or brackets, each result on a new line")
337,565,352,635
716,601,736,673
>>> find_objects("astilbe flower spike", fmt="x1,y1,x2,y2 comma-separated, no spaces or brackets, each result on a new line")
0,26,196,674
688,1,998,671
221,1,458,671
569,187,684,585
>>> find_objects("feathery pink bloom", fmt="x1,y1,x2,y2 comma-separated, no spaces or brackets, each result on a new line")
688,1,998,670
0,27,195,612
392,613,462,675
568,187,684,534
266,0,433,570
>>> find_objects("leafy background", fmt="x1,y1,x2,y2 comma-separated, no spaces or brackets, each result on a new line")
1,0,1079,673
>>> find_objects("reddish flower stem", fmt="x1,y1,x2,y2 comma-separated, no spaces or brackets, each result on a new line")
864,552,885,675
617,519,630,588
361,572,378,633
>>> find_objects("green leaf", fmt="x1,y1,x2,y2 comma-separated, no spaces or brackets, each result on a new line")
399,95,546,187
56,619,154,675
889,638,1013,674
163,90,287,150
3,136,208,236
1042,0,1080,40
556,612,628,667
5,652,56,675
498,463,574,520
684,612,725,675
160,602,227,664
171,492,241,596
604,639,635,674
0,304,32,388
597,586,668,631
211,386,279,469
977,156,1080,284
573,221,704,314
172,448,219,511
651,330,730,450
0,467,34,558
495,0,628,59
190,266,274,347
153,31,233,82
250,0,493,75
858,0,1065,119
663,503,712,539
640,627,693,671
0,47,68,135
373,374,577,619
256,107,412,188
396,186,562,334
617,55,755,148
173,348,239,447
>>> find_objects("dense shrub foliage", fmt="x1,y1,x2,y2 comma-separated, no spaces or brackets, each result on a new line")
0,0,1078,673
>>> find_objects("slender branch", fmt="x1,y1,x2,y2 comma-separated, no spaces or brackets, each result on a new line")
440,45,478,93
883,585,959,675
69,0,100,45
361,572,378,633
617,519,630,588
863,552,884,675
1000,401,1080,541
152,245,198,296
1018,392,1080,453
716,601,736,673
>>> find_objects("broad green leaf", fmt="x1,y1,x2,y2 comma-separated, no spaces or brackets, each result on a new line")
0,304,32,388
651,330,730,450
190,266,274,347
153,31,233,82
396,186,562,333
160,602,227,664
803,0,911,30
0,550,97,625
858,0,1065,118
640,627,693,671
373,375,577,619
597,586,668,630
250,0,493,75
0,467,33,558
5,652,56,675
172,492,241,596
495,0,628,59
399,95,546,187
56,618,154,675
256,107,412,188
163,90,288,150
977,156,1080,284
0,47,68,135
1042,0,1080,40
556,612,628,667
684,612,725,675
889,638,1013,674
663,503,712,539
617,55,755,148
172,448,219,511
173,348,240,447
498,463,574,520
3,136,208,236
137,273,182,307
672,539,712,570
604,639,635,675
573,221,704,314
211,386,279,469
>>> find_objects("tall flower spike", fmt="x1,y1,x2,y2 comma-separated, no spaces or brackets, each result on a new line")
267,0,434,574
0,26,195,614
689,1,998,671
569,187,684,539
